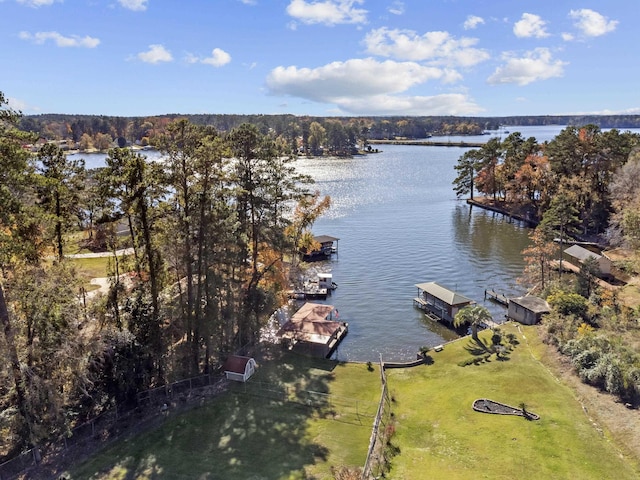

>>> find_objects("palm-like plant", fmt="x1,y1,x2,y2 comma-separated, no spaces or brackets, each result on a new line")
453,305,493,342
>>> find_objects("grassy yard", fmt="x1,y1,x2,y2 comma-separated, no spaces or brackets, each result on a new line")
65,323,640,479
385,323,640,479
67,351,381,480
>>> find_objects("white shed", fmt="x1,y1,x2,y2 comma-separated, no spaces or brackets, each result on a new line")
223,355,257,382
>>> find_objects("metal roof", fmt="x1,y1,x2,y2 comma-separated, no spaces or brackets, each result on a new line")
415,282,474,306
564,244,602,261
314,235,339,244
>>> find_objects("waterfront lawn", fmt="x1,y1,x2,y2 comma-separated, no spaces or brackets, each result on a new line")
386,322,640,479
68,352,380,480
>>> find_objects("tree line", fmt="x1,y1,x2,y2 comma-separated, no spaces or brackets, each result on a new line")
453,125,640,406
0,92,331,460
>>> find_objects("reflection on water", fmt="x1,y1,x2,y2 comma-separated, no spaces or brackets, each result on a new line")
297,144,532,362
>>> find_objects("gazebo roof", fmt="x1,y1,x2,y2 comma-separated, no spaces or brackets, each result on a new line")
415,282,474,306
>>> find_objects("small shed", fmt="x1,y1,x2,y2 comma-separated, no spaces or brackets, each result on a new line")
564,245,612,277
223,355,257,382
507,296,550,325
414,282,475,323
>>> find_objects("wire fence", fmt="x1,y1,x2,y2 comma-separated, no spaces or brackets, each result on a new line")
361,356,394,480
0,371,227,480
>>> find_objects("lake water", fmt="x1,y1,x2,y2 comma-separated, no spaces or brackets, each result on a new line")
71,125,616,362
295,144,531,362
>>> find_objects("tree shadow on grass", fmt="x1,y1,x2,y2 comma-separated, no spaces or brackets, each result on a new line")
70,350,339,480
464,338,492,356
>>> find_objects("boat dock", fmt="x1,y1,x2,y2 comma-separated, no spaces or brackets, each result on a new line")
484,289,508,306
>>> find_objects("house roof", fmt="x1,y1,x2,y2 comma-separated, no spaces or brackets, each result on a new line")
510,296,550,313
290,302,335,323
415,282,474,306
564,244,602,261
314,235,339,244
223,355,254,374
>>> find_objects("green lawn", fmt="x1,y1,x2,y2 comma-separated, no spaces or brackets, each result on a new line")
386,323,640,479
67,324,640,479
66,256,112,291
68,352,381,480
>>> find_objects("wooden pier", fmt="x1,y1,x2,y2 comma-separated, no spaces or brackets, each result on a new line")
484,289,508,306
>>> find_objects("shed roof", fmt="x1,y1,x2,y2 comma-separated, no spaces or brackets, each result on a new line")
564,244,602,261
223,355,254,374
510,296,550,313
415,282,474,306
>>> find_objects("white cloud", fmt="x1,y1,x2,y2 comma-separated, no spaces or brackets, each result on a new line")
19,31,100,48
16,0,59,7
363,27,490,67
186,48,231,67
569,9,618,37
463,15,484,30
388,1,404,16
265,57,481,115
487,48,567,86
286,0,367,26
137,44,173,63
561,32,574,42
118,0,148,11
267,58,455,99
335,93,483,115
513,13,549,38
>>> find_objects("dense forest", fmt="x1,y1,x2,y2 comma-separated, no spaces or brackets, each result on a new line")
18,112,640,154
1,92,331,460
3,89,640,469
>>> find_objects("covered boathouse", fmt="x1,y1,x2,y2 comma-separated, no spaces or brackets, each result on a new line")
301,235,339,261
277,302,348,358
414,282,475,324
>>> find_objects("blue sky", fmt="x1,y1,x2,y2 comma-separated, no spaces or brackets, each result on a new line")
0,0,635,117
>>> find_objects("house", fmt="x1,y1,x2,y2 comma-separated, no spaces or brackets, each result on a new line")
223,355,257,382
564,244,612,277
301,235,339,261
413,282,475,323
507,296,550,325
277,302,348,358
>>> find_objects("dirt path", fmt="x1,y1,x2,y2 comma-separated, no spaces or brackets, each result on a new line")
65,247,134,259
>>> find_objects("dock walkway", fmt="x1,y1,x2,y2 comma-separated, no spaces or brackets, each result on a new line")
484,289,508,306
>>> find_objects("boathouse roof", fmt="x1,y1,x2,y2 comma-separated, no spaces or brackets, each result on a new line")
415,282,474,306
314,235,339,244
290,302,335,323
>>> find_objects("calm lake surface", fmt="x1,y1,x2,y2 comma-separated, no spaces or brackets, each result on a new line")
72,125,617,362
